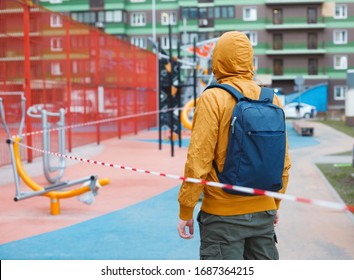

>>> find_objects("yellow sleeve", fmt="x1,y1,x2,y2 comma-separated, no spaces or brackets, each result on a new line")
272,92,291,209
275,126,291,209
178,91,219,220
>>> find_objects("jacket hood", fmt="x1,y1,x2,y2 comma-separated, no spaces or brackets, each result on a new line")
212,31,254,82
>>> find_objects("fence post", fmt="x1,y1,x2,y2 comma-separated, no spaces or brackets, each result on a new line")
133,46,138,135
65,17,72,152
94,30,101,145
2,62,6,95
23,1,33,163
115,40,121,139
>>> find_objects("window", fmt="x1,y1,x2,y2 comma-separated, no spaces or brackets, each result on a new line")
72,61,78,74
50,14,62,28
83,12,95,23
72,11,95,24
307,8,317,24
90,61,95,74
244,31,258,46
181,7,198,19
220,6,234,18
334,55,348,70
308,58,318,75
161,35,178,49
308,33,317,49
214,7,220,18
130,37,147,49
334,4,347,19
243,7,257,21
106,11,113,22
333,30,348,44
106,10,123,22
51,62,62,76
273,9,283,24
51,38,62,51
182,6,234,20
185,33,198,45
161,11,177,25
131,12,146,26
114,11,123,22
71,12,77,21
198,6,220,19
199,7,208,19
334,86,347,100
273,59,283,75
97,11,104,22
273,34,283,50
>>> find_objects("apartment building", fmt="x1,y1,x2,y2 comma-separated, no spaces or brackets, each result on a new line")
30,0,354,112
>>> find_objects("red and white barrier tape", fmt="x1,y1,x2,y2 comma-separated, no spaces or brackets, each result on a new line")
15,141,354,213
17,106,185,139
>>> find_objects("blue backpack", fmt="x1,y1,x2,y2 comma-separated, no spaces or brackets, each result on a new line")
205,84,286,195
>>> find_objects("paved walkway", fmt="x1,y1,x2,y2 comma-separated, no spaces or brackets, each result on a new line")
0,121,353,259
277,121,354,259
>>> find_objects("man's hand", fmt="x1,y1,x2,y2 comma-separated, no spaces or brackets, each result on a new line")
177,218,194,239
274,212,279,227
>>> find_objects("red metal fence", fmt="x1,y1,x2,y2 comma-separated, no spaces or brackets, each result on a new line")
0,0,157,166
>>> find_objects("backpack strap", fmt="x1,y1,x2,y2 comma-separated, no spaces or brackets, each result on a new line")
259,87,274,103
206,84,275,103
205,84,245,102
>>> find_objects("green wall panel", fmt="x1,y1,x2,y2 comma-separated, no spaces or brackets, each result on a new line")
41,0,89,12
105,0,125,10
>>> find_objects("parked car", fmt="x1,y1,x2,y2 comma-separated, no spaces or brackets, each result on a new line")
283,102,317,119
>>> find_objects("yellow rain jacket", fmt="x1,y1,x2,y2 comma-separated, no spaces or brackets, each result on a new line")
178,31,291,220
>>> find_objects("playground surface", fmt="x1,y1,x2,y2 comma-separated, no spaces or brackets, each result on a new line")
0,121,353,260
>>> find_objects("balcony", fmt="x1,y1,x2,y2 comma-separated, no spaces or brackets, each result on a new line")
272,74,329,81
266,23,326,30
272,66,328,80
266,49,326,55
265,0,325,4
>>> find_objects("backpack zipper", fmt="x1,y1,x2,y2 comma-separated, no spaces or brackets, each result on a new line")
231,116,237,134
248,131,284,136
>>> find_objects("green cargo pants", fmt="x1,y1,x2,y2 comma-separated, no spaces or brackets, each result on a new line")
197,210,279,260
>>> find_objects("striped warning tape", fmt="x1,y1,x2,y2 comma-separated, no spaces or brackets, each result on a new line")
14,140,354,213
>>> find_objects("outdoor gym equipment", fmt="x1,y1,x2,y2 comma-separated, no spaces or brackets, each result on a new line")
180,97,199,130
27,104,66,184
0,97,109,215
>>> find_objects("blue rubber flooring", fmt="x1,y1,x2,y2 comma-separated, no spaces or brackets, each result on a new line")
0,123,318,260
0,186,200,260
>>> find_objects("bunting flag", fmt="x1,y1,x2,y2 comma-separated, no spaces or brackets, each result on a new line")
182,37,219,58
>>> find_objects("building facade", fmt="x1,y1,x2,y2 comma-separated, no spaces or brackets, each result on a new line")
37,0,354,112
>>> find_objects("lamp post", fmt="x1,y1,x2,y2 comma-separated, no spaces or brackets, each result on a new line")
152,0,156,43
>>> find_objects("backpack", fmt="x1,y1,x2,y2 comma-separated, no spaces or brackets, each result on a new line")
205,84,286,195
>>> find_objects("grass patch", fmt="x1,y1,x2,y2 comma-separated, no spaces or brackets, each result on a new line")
316,163,354,209
315,120,354,211
332,150,353,156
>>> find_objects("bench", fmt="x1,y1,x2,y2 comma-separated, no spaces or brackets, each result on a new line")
293,120,314,136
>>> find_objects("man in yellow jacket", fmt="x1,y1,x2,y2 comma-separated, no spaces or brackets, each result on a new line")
177,31,291,260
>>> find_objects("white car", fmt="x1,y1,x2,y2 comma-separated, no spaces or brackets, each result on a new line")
283,102,317,119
